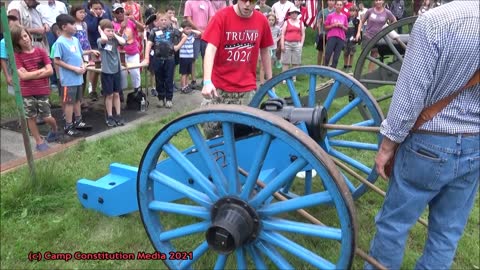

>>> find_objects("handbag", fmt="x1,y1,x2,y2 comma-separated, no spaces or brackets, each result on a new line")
385,69,479,177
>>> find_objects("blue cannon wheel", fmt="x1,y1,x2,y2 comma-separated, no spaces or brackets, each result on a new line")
137,105,356,269
251,66,384,199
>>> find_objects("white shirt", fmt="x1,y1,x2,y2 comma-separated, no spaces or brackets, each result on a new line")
37,0,68,27
271,0,296,28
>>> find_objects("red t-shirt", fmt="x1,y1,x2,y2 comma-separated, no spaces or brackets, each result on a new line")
202,7,273,92
14,47,51,97
342,2,354,18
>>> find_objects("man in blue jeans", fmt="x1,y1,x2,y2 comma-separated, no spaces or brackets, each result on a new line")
367,1,479,269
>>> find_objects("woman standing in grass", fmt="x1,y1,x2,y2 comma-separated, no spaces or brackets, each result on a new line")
12,25,59,151
280,7,305,82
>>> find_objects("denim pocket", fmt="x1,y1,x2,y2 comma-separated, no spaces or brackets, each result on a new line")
466,156,480,183
400,143,446,190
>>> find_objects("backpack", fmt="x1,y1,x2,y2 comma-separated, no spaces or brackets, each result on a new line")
126,89,149,111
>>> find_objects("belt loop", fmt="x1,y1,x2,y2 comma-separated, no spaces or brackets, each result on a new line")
456,134,461,145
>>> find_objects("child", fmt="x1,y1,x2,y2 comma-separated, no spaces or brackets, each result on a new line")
54,14,93,137
70,5,96,99
324,0,348,68
0,15,20,96
97,19,126,127
166,5,180,92
144,12,186,109
343,5,360,73
178,21,200,94
112,3,144,93
11,25,59,151
261,13,281,84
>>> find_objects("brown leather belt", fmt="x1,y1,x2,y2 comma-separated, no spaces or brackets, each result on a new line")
413,130,480,137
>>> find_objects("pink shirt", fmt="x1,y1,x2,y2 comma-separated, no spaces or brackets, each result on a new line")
183,0,214,32
324,12,348,40
113,19,139,55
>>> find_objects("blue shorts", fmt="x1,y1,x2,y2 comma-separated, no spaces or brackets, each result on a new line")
193,38,207,60
61,85,82,104
101,72,122,96
179,58,194,75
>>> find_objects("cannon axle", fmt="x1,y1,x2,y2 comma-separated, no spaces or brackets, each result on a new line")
206,197,260,254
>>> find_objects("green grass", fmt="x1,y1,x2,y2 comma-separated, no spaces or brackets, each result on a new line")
1,28,479,269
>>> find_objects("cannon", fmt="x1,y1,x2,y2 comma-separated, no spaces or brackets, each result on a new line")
77,65,392,268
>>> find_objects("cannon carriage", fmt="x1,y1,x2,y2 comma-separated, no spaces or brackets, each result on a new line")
77,18,421,269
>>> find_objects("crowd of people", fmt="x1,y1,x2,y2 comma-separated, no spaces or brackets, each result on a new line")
0,0,444,151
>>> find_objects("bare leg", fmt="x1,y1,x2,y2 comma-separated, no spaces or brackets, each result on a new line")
113,92,121,116
105,94,113,116
27,118,43,145
74,101,81,120
43,116,57,132
369,50,379,73
64,104,74,125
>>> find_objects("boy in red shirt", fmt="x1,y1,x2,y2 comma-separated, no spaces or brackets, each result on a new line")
12,25,59,151
200,0,273,138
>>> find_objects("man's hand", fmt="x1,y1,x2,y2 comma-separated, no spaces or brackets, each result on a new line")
75,66,86,74
375,137,399,180
6,75,12,85
201,83,218,99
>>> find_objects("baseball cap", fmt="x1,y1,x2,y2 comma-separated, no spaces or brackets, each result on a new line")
112,3,123,12
288,7,301,14
255,5,260,10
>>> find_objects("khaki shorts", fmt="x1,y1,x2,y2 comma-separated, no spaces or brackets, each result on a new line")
281,41,302,65
23,95,52,119
200,89,256,138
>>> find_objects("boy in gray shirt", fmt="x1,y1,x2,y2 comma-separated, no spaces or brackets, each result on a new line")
97,19,126,127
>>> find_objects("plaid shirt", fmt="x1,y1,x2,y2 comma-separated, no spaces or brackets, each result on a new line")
381,1,480,143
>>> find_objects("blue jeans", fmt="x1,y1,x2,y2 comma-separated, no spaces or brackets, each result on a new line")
324,37,345,68
152,57,175,101
366,133,479,270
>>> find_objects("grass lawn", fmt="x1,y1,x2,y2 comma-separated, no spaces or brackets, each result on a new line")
1,28,479,269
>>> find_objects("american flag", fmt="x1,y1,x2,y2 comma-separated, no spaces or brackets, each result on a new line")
304,0,318,28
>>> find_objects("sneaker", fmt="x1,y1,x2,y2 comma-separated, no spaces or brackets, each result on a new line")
113,115,125,126
151,88,158,97
181,85,193,94
36,142,49,152
190,80,197,90
105,116,117,127
157,98,166,108
51,84,58,90
64,126,81,137
74,119,92,130
89,91,98,101
165,100,173,108
45,131,60,143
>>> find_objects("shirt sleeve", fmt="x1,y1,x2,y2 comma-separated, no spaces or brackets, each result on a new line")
53,40,63,58
201,13,222,48
0,39,6,59
324,13,332,26
184,1,192,17
14,53,24,70
380,16,437,143
260,17,274,49
387,10,396,22
40,48,52,65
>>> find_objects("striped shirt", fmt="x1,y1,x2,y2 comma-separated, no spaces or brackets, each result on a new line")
381,1,480,143
14,47,51,97
180,34,195,59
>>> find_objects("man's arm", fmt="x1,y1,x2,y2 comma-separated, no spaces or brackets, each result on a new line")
54,58,85,75
0,59,12,85
143,40,153,65
201,43,218,98
260,47,272,81
17,64,53,80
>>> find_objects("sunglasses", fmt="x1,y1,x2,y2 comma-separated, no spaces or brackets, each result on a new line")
114,9,124,14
